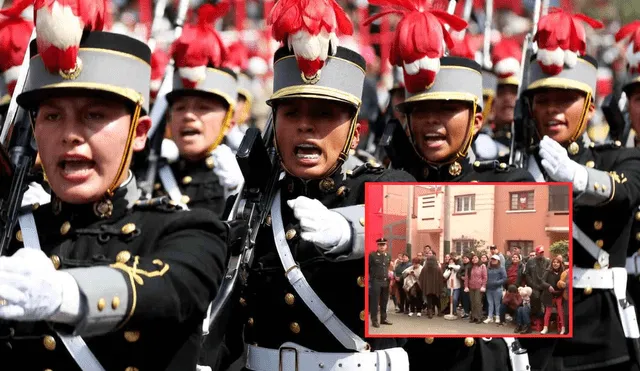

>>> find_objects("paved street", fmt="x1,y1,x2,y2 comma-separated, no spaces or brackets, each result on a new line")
368,302,558,336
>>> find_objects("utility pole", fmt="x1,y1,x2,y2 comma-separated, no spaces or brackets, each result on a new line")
443,185,451,258
407,186,414,257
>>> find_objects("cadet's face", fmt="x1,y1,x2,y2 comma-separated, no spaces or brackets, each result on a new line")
627,86,640,137
168,95,228,161
275,98,359,179
531,88,595,145
233,95,248,126
390,90,405,121
493,84,517,127
35,96,150,204
378,243,387,252
409,100,482,163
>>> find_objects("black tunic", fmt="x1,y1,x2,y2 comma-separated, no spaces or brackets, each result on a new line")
222,163,415,369
2,178,228,371
520,141,640,370
405,156,535,182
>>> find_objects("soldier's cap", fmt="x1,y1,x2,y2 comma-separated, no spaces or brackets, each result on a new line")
165,66,238,109
397,57,484,113
525,54,598,99
376,238,388,244
18,32,152,114
482,69,498,98
267,46,366,109
615,21,640,95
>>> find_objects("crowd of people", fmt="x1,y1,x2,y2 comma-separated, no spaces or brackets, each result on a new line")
382,244,570,335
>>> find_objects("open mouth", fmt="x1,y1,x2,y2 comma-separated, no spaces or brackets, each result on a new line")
422,133,447,144
294,143,322,160
58,158,96,176
180,127,202,138
546,120,566,128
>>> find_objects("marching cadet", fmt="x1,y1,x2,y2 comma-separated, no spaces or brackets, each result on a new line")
222,1,416,370
490,37,523,162
368,2,531,371
372,66,406,166
159,3,243,216
518,9,640,371
224,41,254,155
0,1,228,370
369,237,393,328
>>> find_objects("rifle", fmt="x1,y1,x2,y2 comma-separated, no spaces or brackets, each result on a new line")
380,118,421,171
602,91,631,145
509,0,542,168
137,0,190,200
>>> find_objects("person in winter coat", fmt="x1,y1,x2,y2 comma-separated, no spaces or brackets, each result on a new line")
443,256,462,316
540,255,566,334
418,255,444,318
557,267,570,334
484,255,507,323
403,258,424,317
498,284,523,326
394,253,411,313
458,254,473,318
465,255,487,323
506,253,524,288
525,246,550,316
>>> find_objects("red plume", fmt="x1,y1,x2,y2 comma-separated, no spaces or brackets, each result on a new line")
449,34,478,60
150,47,170,99
534,8,603,75
171,2,229,89
268,0,354,79
364,0,468,94
0,13,33,96
1,0,106,76
223,41,250,72
615,21,640,75
491,37,522,79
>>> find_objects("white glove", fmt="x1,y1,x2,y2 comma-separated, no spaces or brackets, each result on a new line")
0,248,81,323
161,138,180,164
21,182,51,207
474,133,499,160
287,196,351,252
210,144,244,196
226,125,245,153
539,136,588,192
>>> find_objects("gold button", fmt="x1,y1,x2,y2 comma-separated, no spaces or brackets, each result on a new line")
635,212,640,221
594,183,600,190
602,185,607,191
285,293,295,306
181,195,190,204
359,217,365,226
499,162,507,169
473,161,480,167
586,161,595,168
615,140,622,147
116,251,132,264
206,157,215,169
51,255,61,270
425,337,434,344
43,335,56,351
285,229,296,240
182,176,193,185
15,230,22,242
594,262,601,269
584,286,592,295
97,298,106,311
319,178,335,192
346,170,353,176
360,311,365,321
636,232,640,241
357,276,365,287
336,186,346,196
112,297,121,310
464,337,475,347
247,317,254,326
32,202,40,210
265,215,272,226
121,223,136,235
596,240,603,248
125,367,139,371
289,322,300,334
60,221,71,235
124,330,140,342
239,297,247,306
154,183,161,190
593,221,602,230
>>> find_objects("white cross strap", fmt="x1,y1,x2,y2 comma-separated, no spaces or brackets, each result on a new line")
158,164,189,209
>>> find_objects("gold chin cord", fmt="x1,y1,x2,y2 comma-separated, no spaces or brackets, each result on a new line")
482,95,494,123
206,104,235,153
106,101,142,197
568,91,592,144
274,105,361,180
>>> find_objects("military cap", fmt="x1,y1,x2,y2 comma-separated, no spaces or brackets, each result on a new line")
0,10,34,111
491,37,522,87
615,21,640,94
376,238,388,244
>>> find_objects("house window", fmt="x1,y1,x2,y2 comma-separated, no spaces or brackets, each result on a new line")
454,239,475,254
507,240,534,256
510,191,534,210
548,185,569,212
454,195,475,213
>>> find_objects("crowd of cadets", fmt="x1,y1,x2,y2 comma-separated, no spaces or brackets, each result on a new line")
383,244,570,335
0,0,639,371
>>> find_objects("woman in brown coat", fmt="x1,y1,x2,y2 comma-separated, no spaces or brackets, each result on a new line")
418,255,444,318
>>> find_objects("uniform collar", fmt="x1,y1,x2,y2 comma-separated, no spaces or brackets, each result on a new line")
280,166,348,200
177,154,216,172
415,150,477,181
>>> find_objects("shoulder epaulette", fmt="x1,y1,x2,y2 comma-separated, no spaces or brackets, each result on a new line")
133,196,184,212
472,160,510,172
588,140,623,151
348,162,385,178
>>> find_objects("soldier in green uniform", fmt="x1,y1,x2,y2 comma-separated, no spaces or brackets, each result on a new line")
369,237,393,327
518,9,640,371
0,3,228,370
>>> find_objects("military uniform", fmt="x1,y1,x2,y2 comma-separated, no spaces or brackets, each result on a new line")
369,238,392,327
518,11,640,370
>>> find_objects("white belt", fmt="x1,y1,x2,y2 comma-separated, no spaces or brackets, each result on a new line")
158,164,189,209
245,343,409,371
572,267,640,338
626,253,639,276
